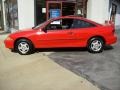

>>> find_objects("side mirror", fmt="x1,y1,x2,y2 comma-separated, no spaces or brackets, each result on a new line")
42,28,47,33
32,26,35,29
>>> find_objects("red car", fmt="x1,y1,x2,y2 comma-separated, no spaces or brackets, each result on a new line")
4,16,117,55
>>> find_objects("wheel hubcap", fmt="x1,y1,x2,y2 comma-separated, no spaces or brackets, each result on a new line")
18,42,29,54
91,40,102,51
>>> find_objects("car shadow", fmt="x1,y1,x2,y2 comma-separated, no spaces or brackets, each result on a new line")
104,45,114,50
11,46,114,54
35,45,114,53
35,47,88,53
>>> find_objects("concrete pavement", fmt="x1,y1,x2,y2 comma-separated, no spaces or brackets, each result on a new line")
0,33,100,90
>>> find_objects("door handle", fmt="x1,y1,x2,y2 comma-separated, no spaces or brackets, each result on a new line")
68,32,73,35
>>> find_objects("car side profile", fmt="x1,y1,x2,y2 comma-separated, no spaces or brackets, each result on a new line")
4,16,117,55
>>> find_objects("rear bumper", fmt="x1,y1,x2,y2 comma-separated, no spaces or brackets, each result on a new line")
106,35,117,45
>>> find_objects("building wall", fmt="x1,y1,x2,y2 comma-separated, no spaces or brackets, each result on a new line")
87,0,109,24
18,0,34,30
0,0,4,30
2,0,6,31
2,0,119,32
110,0,120,29
0,1,2,29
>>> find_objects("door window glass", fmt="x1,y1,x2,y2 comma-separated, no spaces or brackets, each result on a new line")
46,18,74,30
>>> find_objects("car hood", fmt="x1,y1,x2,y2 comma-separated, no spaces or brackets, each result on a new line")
14,28,34,33
9,28,37,39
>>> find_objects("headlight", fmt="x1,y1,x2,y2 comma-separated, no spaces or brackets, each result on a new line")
5,36,13,41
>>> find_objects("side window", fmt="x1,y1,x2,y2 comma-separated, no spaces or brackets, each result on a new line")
71,19,96,29
45,18,74,31
62,19,74,29
46,19,62,30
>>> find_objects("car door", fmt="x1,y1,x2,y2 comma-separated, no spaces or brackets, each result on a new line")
37,18,75,48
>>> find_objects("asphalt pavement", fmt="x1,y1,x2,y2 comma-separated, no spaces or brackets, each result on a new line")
48,30,120,90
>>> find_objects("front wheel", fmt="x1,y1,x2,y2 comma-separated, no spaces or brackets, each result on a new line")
87,37,104,53
15,39,34,55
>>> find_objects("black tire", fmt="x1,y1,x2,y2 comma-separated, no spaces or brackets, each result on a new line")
15,39,34,55
87,37,104,53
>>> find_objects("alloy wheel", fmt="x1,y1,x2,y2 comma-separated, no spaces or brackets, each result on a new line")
18,42,30,54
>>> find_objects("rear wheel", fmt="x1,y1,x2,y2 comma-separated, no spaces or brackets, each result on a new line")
15,39,34,55
87,37,104,53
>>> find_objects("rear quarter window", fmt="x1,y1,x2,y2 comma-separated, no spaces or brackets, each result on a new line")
71,19,96,29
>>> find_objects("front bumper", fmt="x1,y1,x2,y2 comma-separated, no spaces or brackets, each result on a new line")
4,39,14,49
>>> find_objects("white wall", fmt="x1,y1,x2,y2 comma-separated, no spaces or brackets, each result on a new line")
18,0,34,30
114,2,120,28
2,0,7,31
115,13,120,29
87,0,109,24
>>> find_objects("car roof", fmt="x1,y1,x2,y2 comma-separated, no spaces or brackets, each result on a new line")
60,15,83,19
50,15,102,26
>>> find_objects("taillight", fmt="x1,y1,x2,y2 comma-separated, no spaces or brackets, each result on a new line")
113,29,115,33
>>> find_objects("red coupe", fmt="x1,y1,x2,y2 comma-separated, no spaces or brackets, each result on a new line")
4,16,117,55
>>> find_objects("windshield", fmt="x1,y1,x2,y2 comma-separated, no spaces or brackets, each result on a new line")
33,21,46,29
33,19,51,29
